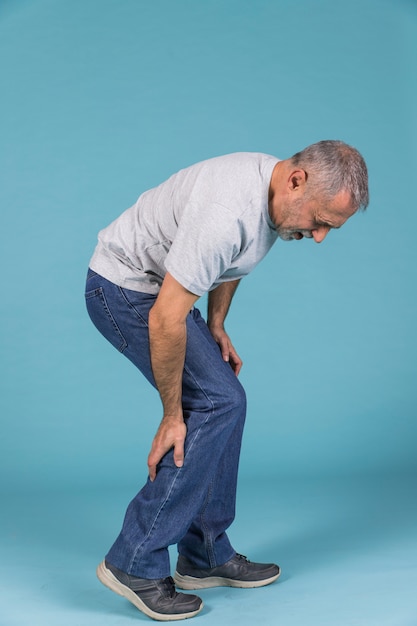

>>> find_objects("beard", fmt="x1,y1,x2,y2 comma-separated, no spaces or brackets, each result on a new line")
276,229,313,241
275,196,313,241
276,229,298,241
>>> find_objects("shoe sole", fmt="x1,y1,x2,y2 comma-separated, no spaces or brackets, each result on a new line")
96,561,203,621
173,568,281,590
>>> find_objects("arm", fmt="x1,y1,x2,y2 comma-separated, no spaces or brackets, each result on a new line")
207,279,242,376
147,272,199,481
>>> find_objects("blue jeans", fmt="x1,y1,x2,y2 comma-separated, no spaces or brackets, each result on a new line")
85,269,247,579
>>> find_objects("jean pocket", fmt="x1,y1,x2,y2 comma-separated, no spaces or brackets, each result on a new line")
85,286,128,353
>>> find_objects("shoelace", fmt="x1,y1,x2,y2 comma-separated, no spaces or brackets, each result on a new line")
160,576,177,599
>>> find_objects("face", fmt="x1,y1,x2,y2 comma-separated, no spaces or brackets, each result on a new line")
275,189,356,243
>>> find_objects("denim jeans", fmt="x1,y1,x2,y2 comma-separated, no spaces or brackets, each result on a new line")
85,269,247,579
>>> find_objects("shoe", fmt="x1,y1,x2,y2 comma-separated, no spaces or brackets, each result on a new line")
97,560,203,621
174,553,281,590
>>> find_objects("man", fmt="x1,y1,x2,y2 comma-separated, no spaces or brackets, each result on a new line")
85,140,369,621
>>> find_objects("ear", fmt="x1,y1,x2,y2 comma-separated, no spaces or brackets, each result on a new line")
288,169,307,192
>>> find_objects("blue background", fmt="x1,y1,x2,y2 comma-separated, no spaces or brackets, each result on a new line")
1,1,416,624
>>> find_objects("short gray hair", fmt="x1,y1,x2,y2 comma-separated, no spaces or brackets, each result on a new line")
291,140,369,211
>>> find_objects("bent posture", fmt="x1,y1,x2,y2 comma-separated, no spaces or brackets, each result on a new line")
85,140,368,620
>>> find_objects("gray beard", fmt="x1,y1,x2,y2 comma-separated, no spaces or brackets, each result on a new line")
277,229,313,241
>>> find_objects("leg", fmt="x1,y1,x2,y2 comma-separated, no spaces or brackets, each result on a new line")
177,310,246,569
85,270,246,578
177,415,245,569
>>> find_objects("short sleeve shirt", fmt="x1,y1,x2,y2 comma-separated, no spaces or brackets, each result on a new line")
89,152,279,296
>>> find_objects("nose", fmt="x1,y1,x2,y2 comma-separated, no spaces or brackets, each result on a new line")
312,226,330,243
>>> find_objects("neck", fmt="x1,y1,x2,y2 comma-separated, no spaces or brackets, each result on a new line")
268,160,289,226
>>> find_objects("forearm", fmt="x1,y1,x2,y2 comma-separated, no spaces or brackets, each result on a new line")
207,279,240,330
148,307,186,418
146,272,199,480
207,280,243,375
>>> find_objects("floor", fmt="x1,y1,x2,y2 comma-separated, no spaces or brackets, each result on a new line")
2,474,416,626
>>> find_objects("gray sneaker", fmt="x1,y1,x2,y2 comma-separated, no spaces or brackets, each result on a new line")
97,560,203,621
174,553,281,589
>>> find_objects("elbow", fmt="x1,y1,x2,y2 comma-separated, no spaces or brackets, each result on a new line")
148,302,187,334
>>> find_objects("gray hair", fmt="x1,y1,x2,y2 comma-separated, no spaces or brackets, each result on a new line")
291,140,369,211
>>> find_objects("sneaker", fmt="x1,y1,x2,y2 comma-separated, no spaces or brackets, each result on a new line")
97,560,203,621
174,553,281,590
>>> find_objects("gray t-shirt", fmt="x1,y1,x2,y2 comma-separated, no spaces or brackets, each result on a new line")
89,152,280,296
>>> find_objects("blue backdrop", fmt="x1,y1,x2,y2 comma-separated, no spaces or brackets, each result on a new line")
1,0,416,493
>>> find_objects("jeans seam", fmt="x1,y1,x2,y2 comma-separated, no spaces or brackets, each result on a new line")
118,286,151,327
130,468,183,573
86,286,128,352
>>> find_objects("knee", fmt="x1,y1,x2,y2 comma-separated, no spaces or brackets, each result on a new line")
182,364,246,418
219,377,247,416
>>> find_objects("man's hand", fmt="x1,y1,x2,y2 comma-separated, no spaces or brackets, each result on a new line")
147,415,187,482
209,325,243,376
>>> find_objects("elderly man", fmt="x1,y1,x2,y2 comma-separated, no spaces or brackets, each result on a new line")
85,140,368,620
